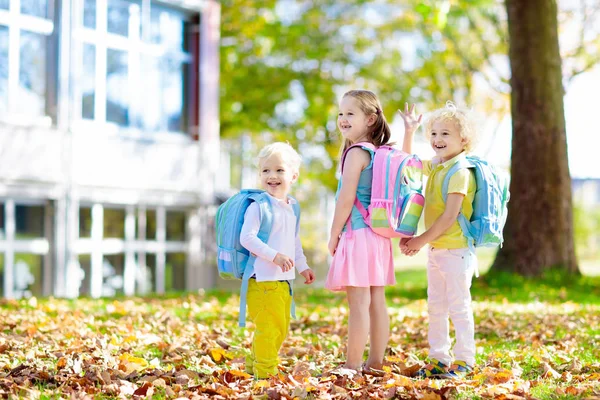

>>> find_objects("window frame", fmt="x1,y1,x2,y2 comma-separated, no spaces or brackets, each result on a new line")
72,0,195,139
0,0,56,126
73,202,188,297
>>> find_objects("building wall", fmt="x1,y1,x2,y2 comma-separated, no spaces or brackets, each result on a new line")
0,0,220,299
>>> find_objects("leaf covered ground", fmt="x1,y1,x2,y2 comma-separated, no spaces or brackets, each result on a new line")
1,269,600,399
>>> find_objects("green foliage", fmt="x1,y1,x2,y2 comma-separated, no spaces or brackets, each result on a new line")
573,203,600,259
220,1,511,192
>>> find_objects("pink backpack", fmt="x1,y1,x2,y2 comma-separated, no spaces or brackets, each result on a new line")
342,142,424,238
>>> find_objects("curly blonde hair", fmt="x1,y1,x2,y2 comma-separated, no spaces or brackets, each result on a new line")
423,101,479,153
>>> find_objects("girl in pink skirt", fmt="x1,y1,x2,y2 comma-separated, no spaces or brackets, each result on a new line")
326,89,396,372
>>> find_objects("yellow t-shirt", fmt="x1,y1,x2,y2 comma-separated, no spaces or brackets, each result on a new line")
422,153,476,249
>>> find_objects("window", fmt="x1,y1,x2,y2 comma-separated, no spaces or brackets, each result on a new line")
0,0,54,120
0,200,51,299
75,204,188,297
76,0,193,134
0,202,4,239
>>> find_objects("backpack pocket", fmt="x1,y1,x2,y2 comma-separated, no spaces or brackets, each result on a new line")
368,199,396,237
217,247,248,280
396,192,425,237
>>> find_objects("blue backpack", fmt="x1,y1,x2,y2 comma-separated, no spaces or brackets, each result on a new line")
442,156,510,251
215,189,300,327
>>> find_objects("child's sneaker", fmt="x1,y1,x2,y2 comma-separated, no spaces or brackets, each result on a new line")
415,358,448,379
441,361,473,379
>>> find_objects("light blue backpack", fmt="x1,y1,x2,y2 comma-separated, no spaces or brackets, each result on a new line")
215,189,300,327
442,156,510,251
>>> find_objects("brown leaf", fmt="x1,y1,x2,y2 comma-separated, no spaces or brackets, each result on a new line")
56,357,67,369
133,381,153,397
420,391,442,400
542,362,561,379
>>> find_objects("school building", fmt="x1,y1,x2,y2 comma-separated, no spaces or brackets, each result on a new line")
0,0,222,299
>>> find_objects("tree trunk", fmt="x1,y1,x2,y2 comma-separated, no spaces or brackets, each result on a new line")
493,0,578,276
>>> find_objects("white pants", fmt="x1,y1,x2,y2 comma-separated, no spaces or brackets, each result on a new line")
427,247,476,367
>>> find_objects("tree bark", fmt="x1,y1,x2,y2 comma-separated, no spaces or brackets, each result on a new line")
493,0,578,276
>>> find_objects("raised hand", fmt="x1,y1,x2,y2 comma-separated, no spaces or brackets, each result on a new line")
397,102,423,133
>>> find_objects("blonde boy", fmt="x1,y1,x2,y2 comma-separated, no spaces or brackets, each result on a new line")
239,142,315,379
399,102,479,379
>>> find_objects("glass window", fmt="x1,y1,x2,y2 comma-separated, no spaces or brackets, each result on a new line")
15,204,44,239
19,31,47,117
166,211,186,241
83,0,96,29
151,7,185,50
107,0,140,37
139,253,156,293
0,1,53,119
82,44,96,119
0,26,8,115
166,252,185,291
21,0,48,18
78,254,91,295
142,56,185,132
103,208,125,238
0,253,4,297
146,209,156,240
79,207,92,238
14,253,44,298
103,254,124,296
0,202,5,239
106,48,129,126
78,0,192,133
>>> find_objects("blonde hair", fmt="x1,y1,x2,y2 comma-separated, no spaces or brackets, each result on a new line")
257,142,302,174
339,90,392,156
423,101,478,153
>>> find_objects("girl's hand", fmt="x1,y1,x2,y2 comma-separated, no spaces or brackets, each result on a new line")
328,235,340,256
273,253,294,271
300,269,315,284
397,103,423,133
402,236,426,256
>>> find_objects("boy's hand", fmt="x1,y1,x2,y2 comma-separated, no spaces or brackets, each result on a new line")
300,269,315,284
328,235,340,257
273,253,294,272
397,103,423,133
401,236,426,256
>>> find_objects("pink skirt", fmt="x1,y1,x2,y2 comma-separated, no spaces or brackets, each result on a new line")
325,227,396,291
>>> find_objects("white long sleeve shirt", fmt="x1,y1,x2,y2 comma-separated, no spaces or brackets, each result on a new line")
239,194,309,282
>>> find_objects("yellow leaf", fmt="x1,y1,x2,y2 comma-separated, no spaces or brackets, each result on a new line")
209,348,233,363
210,348,224,362
228,370,252,379
254,380,270,389
119,353,148,367
124,335,137,343
588,373,600,381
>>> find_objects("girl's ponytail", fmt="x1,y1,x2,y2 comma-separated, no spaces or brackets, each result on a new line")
370,111,392,147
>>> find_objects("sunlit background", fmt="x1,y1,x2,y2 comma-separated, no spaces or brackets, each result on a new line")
0,0,599,300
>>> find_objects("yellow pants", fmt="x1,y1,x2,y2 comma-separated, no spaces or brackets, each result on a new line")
245,279,292,379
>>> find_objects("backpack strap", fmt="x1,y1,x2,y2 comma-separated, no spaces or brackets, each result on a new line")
288,197,302,321
340,142,376,224
441,158,479,277
238,192,273,327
